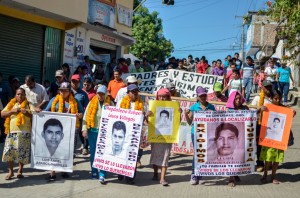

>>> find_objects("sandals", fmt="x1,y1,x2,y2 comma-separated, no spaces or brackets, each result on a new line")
160,180,169,186
260,176,267,184
5,174,14,180
17,173,24,179
272,177,280,184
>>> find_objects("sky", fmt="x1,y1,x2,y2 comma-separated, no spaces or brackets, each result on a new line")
143,0,267,63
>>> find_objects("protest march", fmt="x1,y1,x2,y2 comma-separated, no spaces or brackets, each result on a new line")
0,55,297,189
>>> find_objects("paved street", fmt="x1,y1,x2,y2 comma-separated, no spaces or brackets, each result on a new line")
0,108,300,198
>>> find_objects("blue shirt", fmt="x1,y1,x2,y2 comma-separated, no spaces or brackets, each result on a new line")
242,63,255,78
73,89,89,109
44,97,84,113
190,102,216,134
0,82,10,106
277,67,291,83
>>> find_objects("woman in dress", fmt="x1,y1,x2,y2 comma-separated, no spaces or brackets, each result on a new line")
44,82,84,181
1,88,34,180
147,88,181,186
82,85,111,184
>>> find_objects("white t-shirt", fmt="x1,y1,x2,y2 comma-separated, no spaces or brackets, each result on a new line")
264,67,278,82
228,79,243,95
115,87,127,103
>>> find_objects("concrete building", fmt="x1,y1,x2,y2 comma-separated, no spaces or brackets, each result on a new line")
0,0,134,83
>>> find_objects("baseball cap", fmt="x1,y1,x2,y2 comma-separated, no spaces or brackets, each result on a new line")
262,80,272,87
71,74,80,81
55,70,64,77
96,85,107,94
213,82,223,92
59,82,71,90
12,77,20,82
196,86,207,96
127,84,139,92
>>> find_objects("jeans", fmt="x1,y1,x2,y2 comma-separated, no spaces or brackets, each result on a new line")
243,78,253,102
272,81,278,92
279,82,290,103
88,129,106,178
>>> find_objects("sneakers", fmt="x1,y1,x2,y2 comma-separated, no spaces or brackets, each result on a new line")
92,173,98,180
82,149,89,155
190,174,199,185
99,176,106,184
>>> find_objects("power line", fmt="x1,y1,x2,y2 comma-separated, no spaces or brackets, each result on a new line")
147,0,210,9
174,48,240,52
164,0,223,22
176,37,236,50
248,0,254,11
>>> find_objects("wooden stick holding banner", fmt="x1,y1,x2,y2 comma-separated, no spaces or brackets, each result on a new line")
139,92,259,109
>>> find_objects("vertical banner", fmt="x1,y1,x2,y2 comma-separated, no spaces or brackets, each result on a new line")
148,101,180,143
63,29,76,68
259,104,293,150
93,106,144,178
88,0,116,28
172,101,195,155
117,4,133,27
194,111,257,176
31,112,76,172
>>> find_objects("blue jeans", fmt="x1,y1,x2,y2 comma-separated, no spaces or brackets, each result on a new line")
279,82,290,103
88,129,106,178
243,78,253,102
272,81,278,92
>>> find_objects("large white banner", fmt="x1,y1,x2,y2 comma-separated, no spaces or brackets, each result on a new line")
194,110,257,176
93,106,144,178
31,112,76,172
122,70,223,98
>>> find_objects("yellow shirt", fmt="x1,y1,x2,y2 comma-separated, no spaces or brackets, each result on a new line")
3,103,34,133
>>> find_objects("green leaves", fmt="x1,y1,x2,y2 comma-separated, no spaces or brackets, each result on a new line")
130,3,174,60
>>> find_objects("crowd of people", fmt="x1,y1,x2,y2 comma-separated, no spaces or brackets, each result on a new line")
0,53,296,187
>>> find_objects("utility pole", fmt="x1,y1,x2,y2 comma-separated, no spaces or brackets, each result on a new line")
235,15,245,62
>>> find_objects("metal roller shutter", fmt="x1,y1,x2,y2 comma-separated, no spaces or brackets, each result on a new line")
90,38,117,50
0,14,44,83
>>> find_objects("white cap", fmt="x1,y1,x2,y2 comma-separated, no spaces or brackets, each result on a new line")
126,76,138,83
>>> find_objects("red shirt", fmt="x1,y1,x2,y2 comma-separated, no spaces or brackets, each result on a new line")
83,88,96,101
196,62,208,74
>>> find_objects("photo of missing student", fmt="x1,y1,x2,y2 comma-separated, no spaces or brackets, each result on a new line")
155,107,174,136
265,112,286,141
206,122,245,164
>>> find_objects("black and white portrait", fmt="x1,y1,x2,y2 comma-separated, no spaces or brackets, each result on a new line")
34,116,73,160
155,107,174,135
207,122,245,164
265,112,286,141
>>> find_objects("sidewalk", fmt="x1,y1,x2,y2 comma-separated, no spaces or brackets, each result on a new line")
0,110,299,198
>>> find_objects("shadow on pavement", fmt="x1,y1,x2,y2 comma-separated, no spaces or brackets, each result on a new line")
279,161,300,169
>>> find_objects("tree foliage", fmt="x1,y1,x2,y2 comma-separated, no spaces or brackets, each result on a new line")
130,2,174,60
265,0,300,62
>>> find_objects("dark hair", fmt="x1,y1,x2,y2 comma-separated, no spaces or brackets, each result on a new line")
160,110,170,118
114,69,122,75
227,55,232,58
231,57,237,62
142,58,148,62
134,60,140,64
212,61,216,64
44,80,50,84
217,59,222,63
16,88,26,95
84,56,89,61
118,58,126,64
178,59,183,63
188,55,193,59
273,118,280,122
43,118,63,133
215,123,239,141
195,57,200,61
182,58,187,61
232,69,240,75
272,89,282,99
112,121,126,135
25,75,35,82
234,52,239,56
62,63,70,68
84,77,92,84
246,56,253,61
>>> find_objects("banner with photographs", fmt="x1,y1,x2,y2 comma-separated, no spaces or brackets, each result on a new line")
93,106,144,178
122,69,223,98
31,112,76,172
148,101,180,143
259,104,294,150
194,110,257,176
117,4,133,27
171,101,195,155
